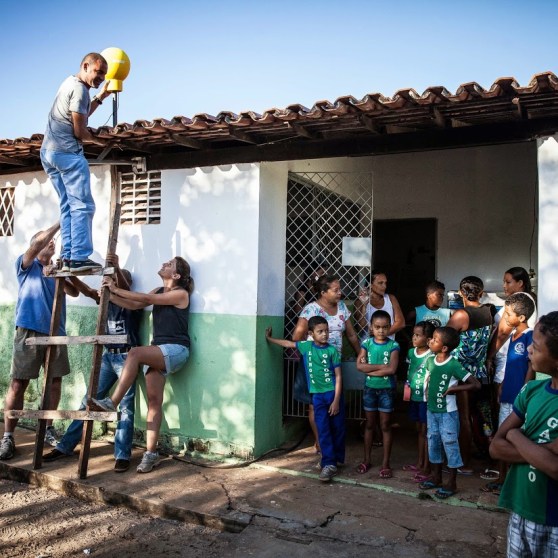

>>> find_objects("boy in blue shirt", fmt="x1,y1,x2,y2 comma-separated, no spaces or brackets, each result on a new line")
266,316,344,482
483,293,535,494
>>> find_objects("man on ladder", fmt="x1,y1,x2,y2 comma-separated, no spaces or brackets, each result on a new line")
0,222,79,460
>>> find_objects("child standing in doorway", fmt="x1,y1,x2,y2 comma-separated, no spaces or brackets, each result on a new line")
356,310,400,479
419,327,481,499
490,312,558,557
266,316,345,482
403,321,435,481
407,280,452,328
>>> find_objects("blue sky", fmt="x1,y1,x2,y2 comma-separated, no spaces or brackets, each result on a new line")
1,0,556,139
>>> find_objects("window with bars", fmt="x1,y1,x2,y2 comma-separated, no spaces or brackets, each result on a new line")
282,171,373,420
0,187,15,236
119,171,161,225
284,172,373,335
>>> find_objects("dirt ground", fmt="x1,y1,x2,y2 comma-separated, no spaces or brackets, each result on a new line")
0,426,510,557
0,479,231,558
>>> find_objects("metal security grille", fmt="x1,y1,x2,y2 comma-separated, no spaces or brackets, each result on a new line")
0,186,15,236
283,171,373,419
120,171,161,225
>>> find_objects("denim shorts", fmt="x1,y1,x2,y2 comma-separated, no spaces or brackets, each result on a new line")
363,387,394,413
408,400,427,424
144,344,189,377
427,410,463,469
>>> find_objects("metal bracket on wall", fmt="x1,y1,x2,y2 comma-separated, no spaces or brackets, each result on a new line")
89,156,147,175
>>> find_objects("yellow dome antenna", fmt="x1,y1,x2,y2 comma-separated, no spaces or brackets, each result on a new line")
100,47,131,127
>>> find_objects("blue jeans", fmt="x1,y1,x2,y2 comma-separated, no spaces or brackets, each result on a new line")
427,410,463,469
40,148,95,261
313,391,346,467
56,352,135,460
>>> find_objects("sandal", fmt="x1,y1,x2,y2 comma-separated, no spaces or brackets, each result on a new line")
434,487,456,499
413,473,432,483
357,462,372,474
379,467,393,479
480,468,499,481
402,464,419,472
419,480,441,490
480,482,502,494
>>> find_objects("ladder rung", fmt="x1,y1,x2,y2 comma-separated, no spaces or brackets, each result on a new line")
43,266,115,278
25,334,129,346
4,410,119,421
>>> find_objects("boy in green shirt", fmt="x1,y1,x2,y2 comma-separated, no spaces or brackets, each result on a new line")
266,316,344,482
490,312,558,557
419,327,480,499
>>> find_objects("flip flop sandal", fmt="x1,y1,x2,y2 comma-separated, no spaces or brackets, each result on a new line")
480,482,503,494
413,473,432,483
357,462,372,474
480,469,499,481
419,480,441,490
402,464,419,472
379,467,393,479
434,488,456,499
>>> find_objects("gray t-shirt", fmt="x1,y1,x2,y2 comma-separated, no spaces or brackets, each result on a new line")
42,75,90,153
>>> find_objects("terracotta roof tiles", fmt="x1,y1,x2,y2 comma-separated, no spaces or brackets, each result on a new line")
1,71,558,173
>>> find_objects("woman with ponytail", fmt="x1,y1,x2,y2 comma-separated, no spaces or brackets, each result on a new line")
91,256,193,474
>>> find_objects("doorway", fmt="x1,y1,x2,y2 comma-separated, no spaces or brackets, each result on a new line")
372,218,437,319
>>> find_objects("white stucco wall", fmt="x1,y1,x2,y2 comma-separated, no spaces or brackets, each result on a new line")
0,166,112,305
257,142,538,312
0,142,539,315
0,163,263,317
537,135,558,315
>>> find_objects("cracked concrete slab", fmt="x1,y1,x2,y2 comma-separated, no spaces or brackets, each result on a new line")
0,428,508,556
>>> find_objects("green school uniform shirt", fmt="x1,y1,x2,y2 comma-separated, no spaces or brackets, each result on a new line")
361,338,400,390
499,379,558,526
424,355,471,413
296,340,341,394
407,348,432,402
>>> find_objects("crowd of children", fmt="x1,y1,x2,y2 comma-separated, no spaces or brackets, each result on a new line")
267,268,558,556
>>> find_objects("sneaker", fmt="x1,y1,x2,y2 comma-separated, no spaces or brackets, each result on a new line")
44,426,59,447
319,464,338,482
43,448,70,462
136,451,161,473
0,436,15,460
114,459,130,473
60,259,71,273
88,397,117,412
70,259,103,273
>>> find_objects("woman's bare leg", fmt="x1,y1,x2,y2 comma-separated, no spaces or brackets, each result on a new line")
145,369,166,453
111,346,165,405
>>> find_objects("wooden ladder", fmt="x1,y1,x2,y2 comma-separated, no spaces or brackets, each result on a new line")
6,168,126,479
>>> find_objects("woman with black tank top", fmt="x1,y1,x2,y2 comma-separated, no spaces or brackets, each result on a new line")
447,276,495,473
90,256,193,474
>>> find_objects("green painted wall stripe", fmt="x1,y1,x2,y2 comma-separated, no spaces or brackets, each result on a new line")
0,306,297,458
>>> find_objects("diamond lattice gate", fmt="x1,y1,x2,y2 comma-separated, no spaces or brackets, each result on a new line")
283,171,373,420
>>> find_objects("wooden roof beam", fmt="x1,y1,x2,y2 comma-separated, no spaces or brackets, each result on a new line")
288,122,318,139
228,127,258,144
358,114,383,134
170,134,204,150
431,107,448,128
0,153,28,166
